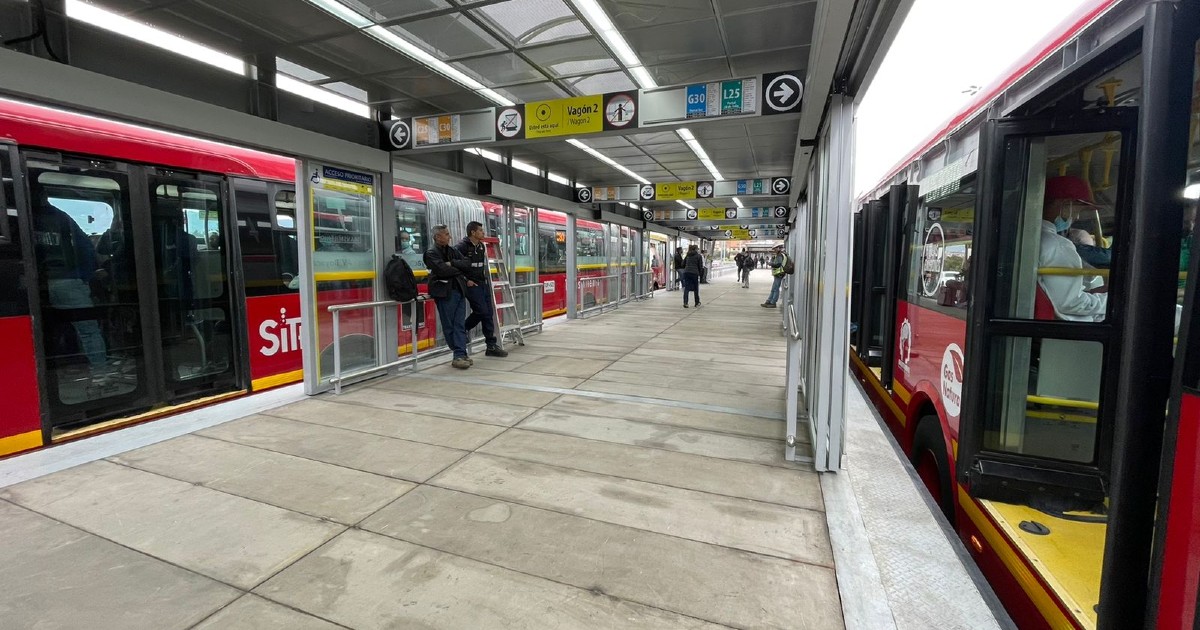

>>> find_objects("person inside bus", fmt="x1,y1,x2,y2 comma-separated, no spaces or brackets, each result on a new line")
33,196,107,370
424,224,474,369
1038,176,1108,321
456,221,508,358
1067,227,1111,268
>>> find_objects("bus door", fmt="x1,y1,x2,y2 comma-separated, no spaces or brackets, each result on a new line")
958,107,1139,629
878,184,910,390
850,206,865,351
855,197,889,367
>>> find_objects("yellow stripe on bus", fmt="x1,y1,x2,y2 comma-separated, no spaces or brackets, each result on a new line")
577,264,610,270
850,351,906,427
543,308,567,317
397,338,438,355
315,271,375,282
0,429,42,456
893,379,913,404
251,369,304,391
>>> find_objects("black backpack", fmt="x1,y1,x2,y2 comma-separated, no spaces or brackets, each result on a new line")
782,254,795,275
384,254,418,302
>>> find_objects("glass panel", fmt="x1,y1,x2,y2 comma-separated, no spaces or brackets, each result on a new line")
236,182,294,297
513,206,535,321
985,335,1102,464
474,0,589,47
912,176,975,318
149,178,236,387
29,165,143,413
992,131,1121,322
577,219,608,310
395,194,428,332
273,190,300,291
312,188,374,276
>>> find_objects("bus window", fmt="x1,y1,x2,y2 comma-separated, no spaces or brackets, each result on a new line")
273,190,299,292
911,175,975,316
395,198,427,271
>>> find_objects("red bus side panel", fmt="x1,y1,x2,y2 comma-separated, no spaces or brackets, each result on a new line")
0,316,43,451
1157,392,1200,629
247,294,304,385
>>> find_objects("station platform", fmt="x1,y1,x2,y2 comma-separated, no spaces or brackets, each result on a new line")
0,270,1009,630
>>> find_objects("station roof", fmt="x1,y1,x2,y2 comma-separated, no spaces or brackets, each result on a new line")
7,0,909,211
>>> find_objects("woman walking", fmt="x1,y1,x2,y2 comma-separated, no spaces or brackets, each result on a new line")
681,244,702,308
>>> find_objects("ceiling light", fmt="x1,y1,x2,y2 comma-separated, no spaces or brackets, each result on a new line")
676,127,723,180
677,200,694,209
1185,183,1200,200
733,198,744,208
307,0,372,28
567,0,656,88
628,66,657,90
65,0,245,75
567,139,650,184
277,75,371,118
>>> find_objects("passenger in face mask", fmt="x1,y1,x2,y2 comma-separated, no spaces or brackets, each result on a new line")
1038,176,1108,321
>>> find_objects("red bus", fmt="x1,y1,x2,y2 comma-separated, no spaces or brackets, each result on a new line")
0,95,627,458
848,0,1200,628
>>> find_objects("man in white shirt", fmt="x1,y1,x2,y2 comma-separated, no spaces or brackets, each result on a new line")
1038,176,1107,321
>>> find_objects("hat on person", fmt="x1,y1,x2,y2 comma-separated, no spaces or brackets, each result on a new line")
1044,175,1097,206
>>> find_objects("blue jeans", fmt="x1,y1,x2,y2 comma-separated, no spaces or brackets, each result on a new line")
766,274,784,305
681,272,700,305
434,290,468,359
464,284,496,346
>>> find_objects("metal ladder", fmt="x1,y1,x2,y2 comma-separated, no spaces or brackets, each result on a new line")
483,237,525,348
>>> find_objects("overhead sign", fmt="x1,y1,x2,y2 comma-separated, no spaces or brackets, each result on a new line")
762,71,804,115
496,106,524,140
650,207,786,222
388,120,411,150
604,92,638,129
414,114,461,147
685,84,706,119
575,177,781,204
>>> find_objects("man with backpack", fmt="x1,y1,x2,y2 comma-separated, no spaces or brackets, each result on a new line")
735,248,751,288
761,244,791,308
456,221,508,358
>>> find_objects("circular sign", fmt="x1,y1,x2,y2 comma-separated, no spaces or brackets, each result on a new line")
748,229,757,237
725,209,737,219
724,230,733,238
497,107,523,138
773,206,788,218
940,343,965,417
686,209,698,220
639,184,655,200
605,93,636,127
920,223,946,297
388,120,411,150
535,103,552,121
576,187,593,203
642,210,654,222
765,74,804,112
740,224,749,230
697,182,714,198
771,177,791,195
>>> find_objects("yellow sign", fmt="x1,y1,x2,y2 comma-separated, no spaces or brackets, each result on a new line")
526,95,604,139
938,208,975,223
726,229,751,239
656,181,697,201
698,208,729,220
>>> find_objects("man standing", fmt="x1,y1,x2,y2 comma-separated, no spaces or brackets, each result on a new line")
456,221,509,358
671,246,684,291
699,249,709,284
761,245,787,308
423,224,474,369
735,248,751,288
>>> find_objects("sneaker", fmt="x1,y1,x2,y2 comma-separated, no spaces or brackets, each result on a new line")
683,304,689,308
485,346,509,358
467,356,474,365
451,357,471,369
695,302,702,308
761,302,776,308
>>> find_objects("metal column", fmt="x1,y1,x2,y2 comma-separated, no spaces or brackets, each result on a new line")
566,213,578,319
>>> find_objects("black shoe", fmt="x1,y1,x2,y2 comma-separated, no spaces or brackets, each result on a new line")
695,303,701,308
485,346,509,358
761,302,776,308
683,304,689,308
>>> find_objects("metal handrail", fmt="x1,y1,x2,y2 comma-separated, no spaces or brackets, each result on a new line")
510,282,545,332
634,271,655,300
787,303,801,340
578,273,620,316
329,297,425,394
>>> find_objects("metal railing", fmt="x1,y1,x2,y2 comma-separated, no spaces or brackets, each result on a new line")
578,274,619,317
510,282,545,335
634,271,656,300
787,302,801,340
328,298,424,395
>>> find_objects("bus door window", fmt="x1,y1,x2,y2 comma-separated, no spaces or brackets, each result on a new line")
272,190,299,291
0,147,24,318
149,178,236,388
28,165,143,411
512,207,534,321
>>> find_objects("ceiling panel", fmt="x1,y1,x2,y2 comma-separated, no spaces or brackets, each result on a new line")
522,38,619,79
566,71,636,95
348,0,452,22
392,14,505,59
623,20,725,65
454,52,547,85
301,34,416,76
472,0,591,47
723,4,817,56
646,58,733,86
423,91,494,112
729,47,810,77
716,0,814,14
582,136,632,149
599,0,716,29
372,67,466,101
196,0,358,46
745,118,799,138
627,132,682,146
494,82,570,103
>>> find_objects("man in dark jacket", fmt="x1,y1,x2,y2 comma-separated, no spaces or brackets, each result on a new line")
671,246,684,291
423,224,474,369
456,221,508,358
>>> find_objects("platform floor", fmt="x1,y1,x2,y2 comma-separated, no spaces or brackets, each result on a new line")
0,269,1006,629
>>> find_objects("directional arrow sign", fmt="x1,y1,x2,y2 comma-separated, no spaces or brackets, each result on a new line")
771,177,791,195
388,120,411,150
762,71,804,115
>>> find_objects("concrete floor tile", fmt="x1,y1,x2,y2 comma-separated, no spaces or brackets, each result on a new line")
193,594,344,630
590,368,788,399
514,355,614,378
335,387,536,426
546,394,784,439
198,415,466,482
255,528,725,629
112,435,414,525
576,379,785,416
432,454,833,565
480,429,822,511
373,375,561,407
263,398,505,450
430,369,586,389
516,345,628,361
631,347,783,367
0,461,342,589
0,501,241,630
612,354,787,379
519,409,791,466
361,486,842,629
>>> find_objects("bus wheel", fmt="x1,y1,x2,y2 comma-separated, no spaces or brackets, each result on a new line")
912,415,955,524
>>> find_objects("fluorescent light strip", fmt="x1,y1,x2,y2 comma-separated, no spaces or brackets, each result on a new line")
308,0,372,27
1186,183,1200,200
567,139,650,184
677,127,723,180
65,0,245,75
677,200,694,209
568,0,655,89
733,197,744,208
277,75,371,118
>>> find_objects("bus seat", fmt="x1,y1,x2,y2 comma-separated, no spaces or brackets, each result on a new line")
1035,283,1056,320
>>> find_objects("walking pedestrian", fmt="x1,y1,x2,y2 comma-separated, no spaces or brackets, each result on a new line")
456,221,509,358
682,244,702,308
424,224,473,369
735,248,751,288
671,246,684,291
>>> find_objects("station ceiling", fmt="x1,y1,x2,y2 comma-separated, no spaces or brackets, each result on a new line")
80,0,815,202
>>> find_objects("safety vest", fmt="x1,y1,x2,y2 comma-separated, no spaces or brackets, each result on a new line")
772,254,788,277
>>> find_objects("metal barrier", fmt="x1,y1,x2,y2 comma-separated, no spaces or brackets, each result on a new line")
787,302,801,340
578,274,619,317
510,282,545,334
328,298,424,394
634,271,656,300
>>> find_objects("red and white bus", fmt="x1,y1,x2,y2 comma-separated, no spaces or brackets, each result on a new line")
0,96,636,458
849,0,1200,627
